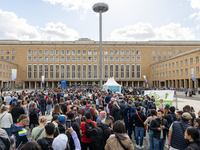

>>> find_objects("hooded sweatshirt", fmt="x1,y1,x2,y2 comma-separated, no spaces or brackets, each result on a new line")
37,137,54,150
111,106,121,122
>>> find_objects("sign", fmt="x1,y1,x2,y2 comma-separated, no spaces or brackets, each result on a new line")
191,68,196,81
16,85,18,88
143,75,147,83
42,76,45,84
61,80,66,89
11,69,17,81
19,83,21,86
144,90,174,106
108,86,120,92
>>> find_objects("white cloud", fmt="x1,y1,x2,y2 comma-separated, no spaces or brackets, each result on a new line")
41,22,79,41
190,0,200,10
189,12,200,20
108,22,195,41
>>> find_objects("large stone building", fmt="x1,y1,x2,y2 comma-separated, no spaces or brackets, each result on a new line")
0,39,200,89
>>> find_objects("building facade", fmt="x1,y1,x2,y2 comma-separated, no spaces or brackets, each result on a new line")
0,39,200,89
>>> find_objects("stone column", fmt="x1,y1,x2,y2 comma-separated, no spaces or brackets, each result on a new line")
23,82,25,89
138,81,139,87
46,81,48,88
69,82,71,86
40,82,42,89
126,81,128,87
29,81,31,89
35,82,37,89
189,79,191,89
132,81,134,87
52,82,54,88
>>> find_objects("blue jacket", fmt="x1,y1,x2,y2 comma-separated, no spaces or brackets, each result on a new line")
105,95,112,104
123,105,136,123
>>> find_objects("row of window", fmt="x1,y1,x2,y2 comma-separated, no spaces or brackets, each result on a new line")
152,50,186,55
152,56,199,71
0,64,13,71
27,50,141,56
27,64,141,79
27,56,141,62
0,50,15,55
153,56,170,61
0,56,15,61
152,66,200,78
0,72,11,78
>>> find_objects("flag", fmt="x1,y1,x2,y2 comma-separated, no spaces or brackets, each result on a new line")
191,68,196,81
42,76,45,84
143,75,147,83
11,69,17,81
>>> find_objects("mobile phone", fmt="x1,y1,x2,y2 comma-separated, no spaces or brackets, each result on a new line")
66,120,71,129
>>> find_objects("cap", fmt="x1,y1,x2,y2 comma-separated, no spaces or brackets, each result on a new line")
182,112,192,120
52,134,68,150
165,104,170,108
58,115,66,123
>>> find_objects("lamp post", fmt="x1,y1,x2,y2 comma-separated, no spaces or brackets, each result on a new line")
93,2,109,87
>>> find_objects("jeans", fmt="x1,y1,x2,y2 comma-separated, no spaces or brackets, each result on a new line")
40,104,46,116
47,104,52,114
148,129,154,150
126,122,133,139
96,105,99,110
135,126,145,146
30,123,38,132
2,128,11,136
154,138,165,150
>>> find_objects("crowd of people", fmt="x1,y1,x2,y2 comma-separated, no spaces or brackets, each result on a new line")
0,87,200,150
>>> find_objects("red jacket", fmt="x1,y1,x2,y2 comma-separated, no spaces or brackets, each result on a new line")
108,101,114,114
80,120,97,143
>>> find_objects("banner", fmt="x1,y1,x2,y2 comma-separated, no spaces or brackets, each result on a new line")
191,68,196,81
41,76,45,84
108,86,120,92
144,90,174,106
143,75,147,83
61,80,66,89
11,69,17,81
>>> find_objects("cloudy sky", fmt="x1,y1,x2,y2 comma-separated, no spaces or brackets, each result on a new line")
0,0,200,41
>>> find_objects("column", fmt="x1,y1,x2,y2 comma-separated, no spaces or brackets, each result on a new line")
29,81,31,89
46,81,48,88
69,82,71,86
52,82,54,88
23,82,25,89
132,81,134,87
35,81,36,89
189,79,191,89
194,80,197,88
126,81,128,86
75,81,77,86
138,81,139,87
40,82,42,89
143,81,145,87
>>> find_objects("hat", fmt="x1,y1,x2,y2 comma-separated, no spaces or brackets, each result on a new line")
165,104,170,108
58,115,66,123
182,112,192,120
52,134,68,150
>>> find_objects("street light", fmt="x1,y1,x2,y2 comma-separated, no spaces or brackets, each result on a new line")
93,2,109,87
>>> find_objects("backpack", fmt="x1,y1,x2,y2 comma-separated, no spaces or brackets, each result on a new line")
0,136,10,150
83,108,91,116
127,108,134,123
84,121,95,138
90,127,104,150
10,99,17,105
169,114,176,125
47,99,52,104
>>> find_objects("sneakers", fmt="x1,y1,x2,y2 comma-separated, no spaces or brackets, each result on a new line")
136,145,139,148
139,146,144,149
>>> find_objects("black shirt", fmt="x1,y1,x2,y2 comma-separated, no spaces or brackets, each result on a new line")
37,137,54,150
59,104,67,115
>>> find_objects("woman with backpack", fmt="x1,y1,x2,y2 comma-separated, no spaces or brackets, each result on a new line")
0,105,13,136
29,102,39,132
111,102,121,122
46,97,53,115
184,127,200,150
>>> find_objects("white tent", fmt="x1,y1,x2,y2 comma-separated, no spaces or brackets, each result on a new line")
103,77,122,93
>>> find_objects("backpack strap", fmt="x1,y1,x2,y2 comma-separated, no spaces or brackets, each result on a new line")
57,127,60,135
136,112,144,124
35,128,45,141
178,122,185,135
115,134,128,150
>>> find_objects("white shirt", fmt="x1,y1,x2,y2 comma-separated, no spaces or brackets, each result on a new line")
96,99,99,105
6,96,11,105
0,111,13,128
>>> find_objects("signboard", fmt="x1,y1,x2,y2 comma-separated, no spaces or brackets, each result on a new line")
42,76,45,84
108,86,120,92
61,80,66,89
11,69,17,81
19,83,21,86
144,90,174,106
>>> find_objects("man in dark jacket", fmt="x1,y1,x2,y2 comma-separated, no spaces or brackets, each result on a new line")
40,95,46,116
163,106,177,126
11,100,25,123
59,98,67,115
105,93,112,104
150,110,169,150
37,122,55,150
119,100,126,120
111,104,120,122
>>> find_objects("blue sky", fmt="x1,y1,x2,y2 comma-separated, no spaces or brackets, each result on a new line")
0,0,200,41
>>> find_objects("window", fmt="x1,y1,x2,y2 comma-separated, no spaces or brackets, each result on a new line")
94,65,97,78
115,57,119,61
185,68,188,75
28,50,32,55
33,56,37,61
66,56,70,61
166,71,167,76
131,50,135,55
61,56,65,61
180,60,183,66
104,57,108,61
137,65,141,78
61,65,64,78
110,65,113,77
94,56,97,61
115,65,119,78
169,71,171,76
163,56,166,59
104,50,108,55
50,65,54,78
9,66,11,71
72,56,76,61
88,57,92,61
176,70,179,76
50,56,54,61
160,66,161,70
163,51,166,55
83,50,86,55
12,50,15,54
72,65,76,79
136,57,141,61
196,66,199,74
55,56,59,61
94,50,97,55
172,62,174,68
110,57,113,61
61,50,65,55
3,65,5,70
104,65,108,78
77,56,81,61
126,57,129,61
56,65,59,78
1,50,4,54
45,65,48,78
56,50,59,55
158,51,161,55
120,57,124,61
50,50,54,55
110,50,113,55
3,72,5,77
39,65,43,78
181,69,183,75
126,50,129,55
115,50,119,55
173,70,175,76
121,65,124,78
190,58,193,65
77,65,81,78
28,65,32,78
0,72,1,77
136,50,140,55
174,50,177,54
28,56,32,61
185,59,188,65
44,56,48,61
131,57,135,61
66,50,70,55
83,65,86,78
152,51,156,54
88,50,92,55
34,50,37,55
39,50,43,55
153,56,156,61
83,56,86,61
77,50,81,55
45,50,48,55
168,51,171,54
162,65,164,70
176,61,179,67
131,65,135,78
165,64,167,69
169,63,171,69
6,66,8,70
6,50,9,54
120,50,124,55
158,56,161,61
66,65,70,78
196,56,199,63
87,65,91,78
126,65,129,78
6,56,9,60
33,65,37,78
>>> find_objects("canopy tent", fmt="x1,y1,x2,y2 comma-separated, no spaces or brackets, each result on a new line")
103,77,122,93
